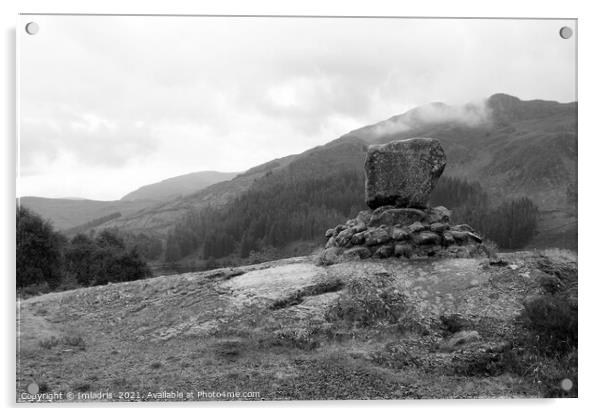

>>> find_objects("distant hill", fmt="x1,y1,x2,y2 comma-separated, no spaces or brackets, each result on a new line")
121,171,238,202
18,171,238,231
17,197,153,231
93,155,303,235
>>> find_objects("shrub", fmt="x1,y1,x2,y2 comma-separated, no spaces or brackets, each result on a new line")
16,206,64,289
65,230,151,286
510,253,578,397
326,273,409,327
522,295,577,354
17,209,153,293
370,342,421,369
536,255,578,295
521,254,578,354
271,327,321,350
500,333,578,397
440,314,472,334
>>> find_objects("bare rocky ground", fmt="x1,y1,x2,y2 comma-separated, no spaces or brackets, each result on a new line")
17,250,576,402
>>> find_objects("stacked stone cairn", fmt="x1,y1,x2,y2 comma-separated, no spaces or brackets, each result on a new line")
320,137,485,264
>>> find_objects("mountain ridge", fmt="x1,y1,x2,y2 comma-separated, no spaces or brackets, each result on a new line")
121,170,238,202
22,93,577,250
19,170,239,231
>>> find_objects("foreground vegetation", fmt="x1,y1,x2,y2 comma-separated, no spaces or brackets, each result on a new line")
17,206,152,296
17,250,576,401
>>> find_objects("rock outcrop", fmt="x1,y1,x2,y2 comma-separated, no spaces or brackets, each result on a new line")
321,137,485,263
365,138,446,209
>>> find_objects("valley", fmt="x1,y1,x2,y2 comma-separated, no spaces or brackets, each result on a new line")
19,93,578,266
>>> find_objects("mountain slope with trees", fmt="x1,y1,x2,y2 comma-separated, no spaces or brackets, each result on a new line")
17,197,152,231
29,94,576,255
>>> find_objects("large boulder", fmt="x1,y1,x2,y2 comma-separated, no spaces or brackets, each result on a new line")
373,244,394,258
412,231,441,246
430,222,450,233
343,246,372,260
394,243,413,258
365,138,446,209
426,206,451,224
334,228,356,247
367,208,425,227
364,228,392,246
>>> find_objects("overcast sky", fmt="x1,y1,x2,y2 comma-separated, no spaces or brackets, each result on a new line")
18,16,576,200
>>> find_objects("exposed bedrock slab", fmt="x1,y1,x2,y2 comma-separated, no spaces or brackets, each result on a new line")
365,138,446,209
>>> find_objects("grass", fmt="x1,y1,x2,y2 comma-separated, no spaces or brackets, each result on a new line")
72,382,91,393
537,248,577,263
325,273,411,327
212,339,244,360
17,253,577,401
369,342,422,369
39,335,86,351
270,327,321,351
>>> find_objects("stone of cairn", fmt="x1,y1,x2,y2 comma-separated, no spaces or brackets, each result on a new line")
320,138,485,263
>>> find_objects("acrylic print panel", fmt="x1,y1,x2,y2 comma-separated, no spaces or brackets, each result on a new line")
17,15,577,402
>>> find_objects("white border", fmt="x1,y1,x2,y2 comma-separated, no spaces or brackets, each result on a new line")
2,0,601,415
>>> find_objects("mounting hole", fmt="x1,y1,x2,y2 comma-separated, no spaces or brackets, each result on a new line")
27,382,39,395
25,22,39,35
560,378,573,391
559,26,573,39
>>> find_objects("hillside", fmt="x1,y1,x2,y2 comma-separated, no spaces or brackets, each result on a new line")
344,93,577,210
16,250,577,401
17,197,153,231
121,171,238,202
18,171,238,232
91,157,296,235
91,94,576,252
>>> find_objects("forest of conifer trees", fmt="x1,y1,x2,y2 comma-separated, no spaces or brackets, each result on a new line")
164,173,540,264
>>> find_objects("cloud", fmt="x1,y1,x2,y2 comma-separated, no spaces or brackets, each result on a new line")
18,16,576,200
20,109,156,175
359,99,493,139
